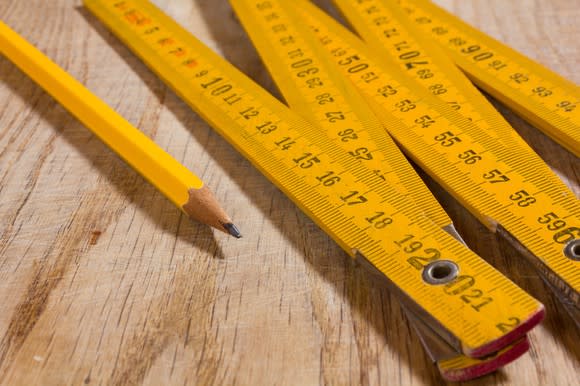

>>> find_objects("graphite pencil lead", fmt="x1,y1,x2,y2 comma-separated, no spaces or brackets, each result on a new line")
223,223,242,239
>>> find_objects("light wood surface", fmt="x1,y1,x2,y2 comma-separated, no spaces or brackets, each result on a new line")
0,0,578,385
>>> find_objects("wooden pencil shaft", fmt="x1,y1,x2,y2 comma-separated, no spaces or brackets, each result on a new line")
0,21,201,208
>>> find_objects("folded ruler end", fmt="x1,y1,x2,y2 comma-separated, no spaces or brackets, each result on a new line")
440,337,530,382
464,305,544,358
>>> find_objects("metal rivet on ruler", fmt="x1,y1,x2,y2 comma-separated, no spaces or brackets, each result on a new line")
422,260,459,285
563,239,580,261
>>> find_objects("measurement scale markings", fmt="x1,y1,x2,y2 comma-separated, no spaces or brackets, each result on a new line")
85,0,545,357
240,0,452,231
333,0,517,148
296,1,579,309
397,0,580,157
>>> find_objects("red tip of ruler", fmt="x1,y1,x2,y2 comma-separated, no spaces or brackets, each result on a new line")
441,337,530,382
467,306,544,358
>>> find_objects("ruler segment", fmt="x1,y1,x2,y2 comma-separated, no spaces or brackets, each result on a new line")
83,0,544,357
297,0,579,313
358,254,531,381
404,308,530,381
398,0,580,157
231,0,453,231
331,0,574,196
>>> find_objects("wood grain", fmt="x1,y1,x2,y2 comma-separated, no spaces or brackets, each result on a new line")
0,0,578,385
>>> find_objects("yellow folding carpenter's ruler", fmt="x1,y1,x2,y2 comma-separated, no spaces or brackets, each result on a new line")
398,0,580,157
293,0,579,320
227,0,533,379
83,0,544,364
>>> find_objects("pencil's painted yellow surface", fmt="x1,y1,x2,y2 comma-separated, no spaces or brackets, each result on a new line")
0,21,203,212
0,0,578,385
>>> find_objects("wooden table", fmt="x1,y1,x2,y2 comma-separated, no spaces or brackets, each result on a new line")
0,0,578,384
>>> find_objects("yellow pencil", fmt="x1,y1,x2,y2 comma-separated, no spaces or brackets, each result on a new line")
0,21,241,238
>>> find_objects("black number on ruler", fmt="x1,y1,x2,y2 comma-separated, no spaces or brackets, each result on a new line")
510,73,529,83
539,212,580,244
316,93,334,105
415,115,435,128
461,45,480,54
444,275,494,311
348,147,373,160
293,153,320,168
361,72,379,83
364,6,379,15
211,84,232,96
473,52,493,61
556,101,577,112
348,63,369,73
378,85,397,97
396,99,416,112
256,121,277,134
325,111,345,123
399,51,421,60
394,41,410,51
338,55,360,65
223,93,242,106
274,137,295,150
280,35,295,46
373,16,389,26
272,24,286,33
288,48,303,59
432,26,448,35
338,128,358,142
531,87,553,97
316,171,341,186
458,149,482,164
395,234,423,253
306,77,323,88
340,191,368,205
256,1,272,11
264,12,278,22
365,211,393,229
483,169,510,183
496,317,520,333
444,275,475,295
488,60,507,70
434,131,461,147
417,69,433,79
429,84,447,95
200,77,221,88
447,101,461,110
331,47,347,57
553,227,580,244
407,248,440,269
509,190,536,207
291,58,313,68
460,289,494,311
239,106,259,119
297,67,319,77
383,28,399,38
449,37,466,46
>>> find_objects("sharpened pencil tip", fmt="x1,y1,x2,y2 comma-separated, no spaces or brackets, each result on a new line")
223,222,242,238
